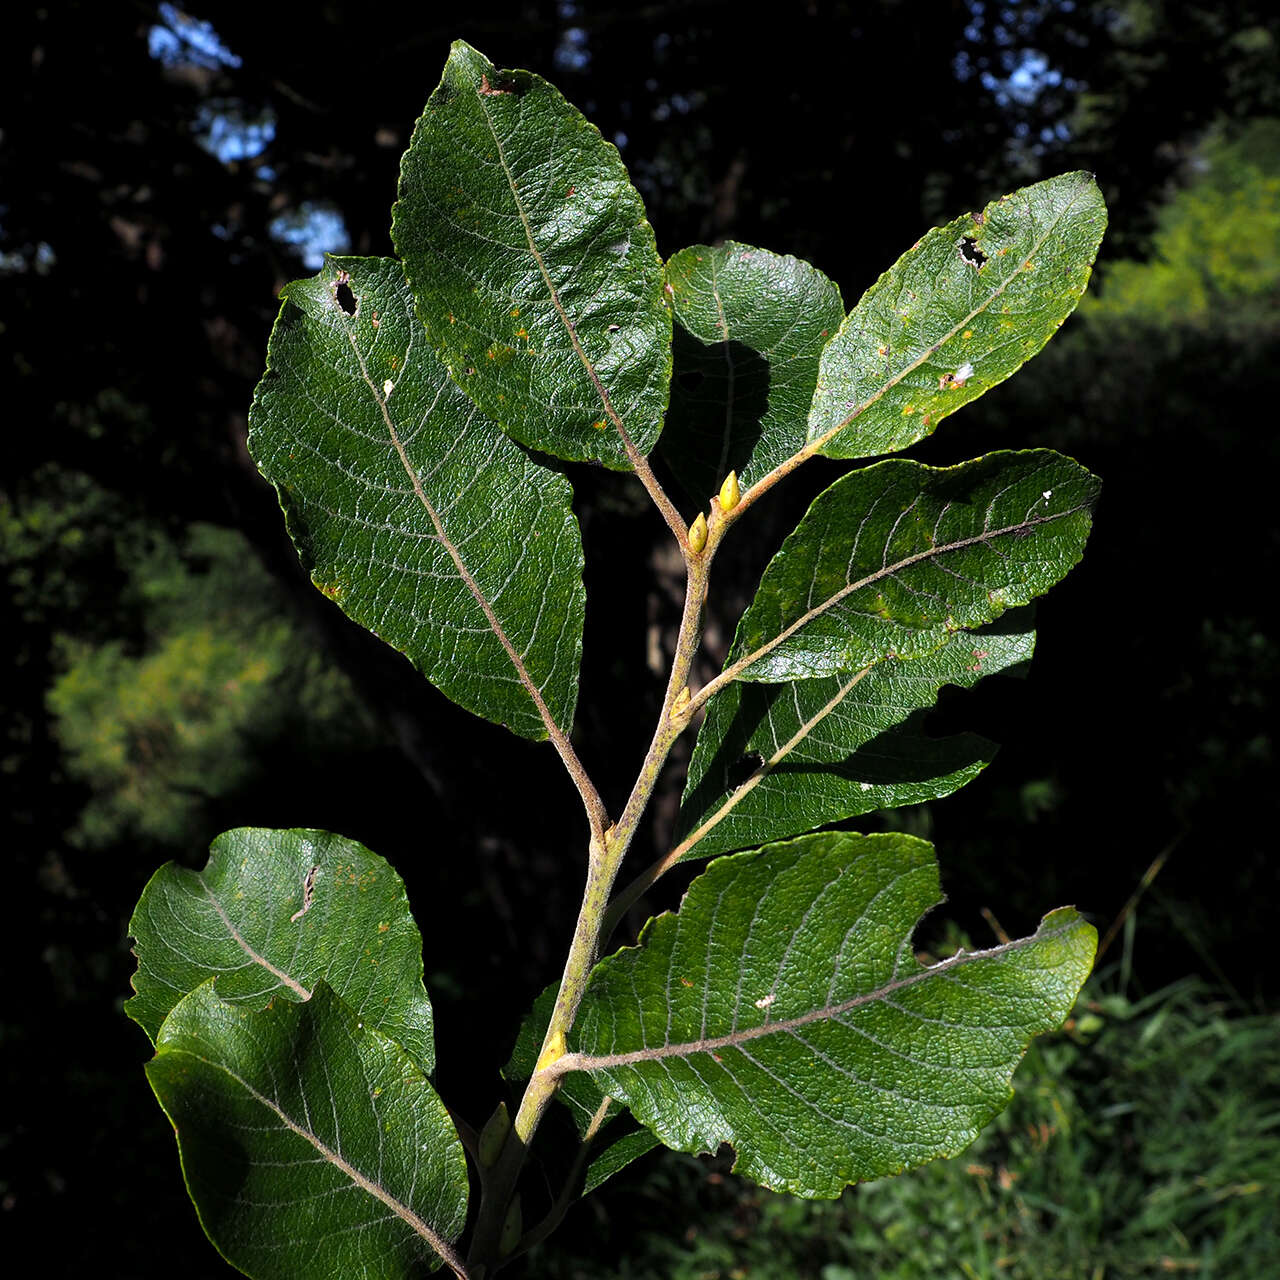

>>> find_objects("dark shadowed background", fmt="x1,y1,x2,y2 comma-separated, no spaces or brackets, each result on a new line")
4,1,1278,1274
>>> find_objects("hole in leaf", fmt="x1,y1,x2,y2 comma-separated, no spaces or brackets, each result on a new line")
959,237,987,268
726,751,764,793
478,71,526,97
335,277,357,316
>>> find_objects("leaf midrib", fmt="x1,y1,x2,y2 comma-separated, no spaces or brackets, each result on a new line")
673,666,872,861
340,318,565,742
165,1047,465,1273
559,917,1080,1074
815,179,1092,449
472,84,635,451
705,500,1084,698
736,176,1094,511
198,875,310,1000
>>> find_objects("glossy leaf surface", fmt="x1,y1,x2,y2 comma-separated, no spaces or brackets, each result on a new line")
808,171,1106,460
677,616,1034,861
728,450,1096,682
128,827,437,1073
393,41,670,469
148,982,467,1278
661,241,843,502
249,255,584,741
570,833,1096,1198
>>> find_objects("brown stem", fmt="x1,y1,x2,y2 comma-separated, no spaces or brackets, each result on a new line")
618,424,689,546
468,504,728,1272
604,664,874,937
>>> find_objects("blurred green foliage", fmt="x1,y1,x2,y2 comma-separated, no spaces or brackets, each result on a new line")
532,978,1280,1279
1086,120,1280,325
44,523,373,849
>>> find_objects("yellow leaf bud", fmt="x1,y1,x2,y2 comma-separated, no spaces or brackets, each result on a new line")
688,512,708,554
718,470,740,512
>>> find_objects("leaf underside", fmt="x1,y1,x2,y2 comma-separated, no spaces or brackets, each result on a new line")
677,613,1035,862
729,450,1097,683
393,40,672,470
148,982,467,1278
572,833,1097,1198
127,827,437,1074
248,254,585,741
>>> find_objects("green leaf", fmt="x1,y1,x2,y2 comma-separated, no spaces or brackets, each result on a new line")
248,255,585,741
726,450,1097,683
393,40,671,469
147,982,468,1278
569,833,1096,1198
661,241,844,502
676,615,1035,862
808,172,1106,461
583,1128,661,1197
127,827,436,1074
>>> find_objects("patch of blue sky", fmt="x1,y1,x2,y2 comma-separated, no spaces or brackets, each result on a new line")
983,50,1062,106
193,101,276,163
269,202,350,270
148,4,241,70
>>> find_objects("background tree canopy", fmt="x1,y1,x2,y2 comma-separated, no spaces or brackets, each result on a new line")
4,2,1278,1274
